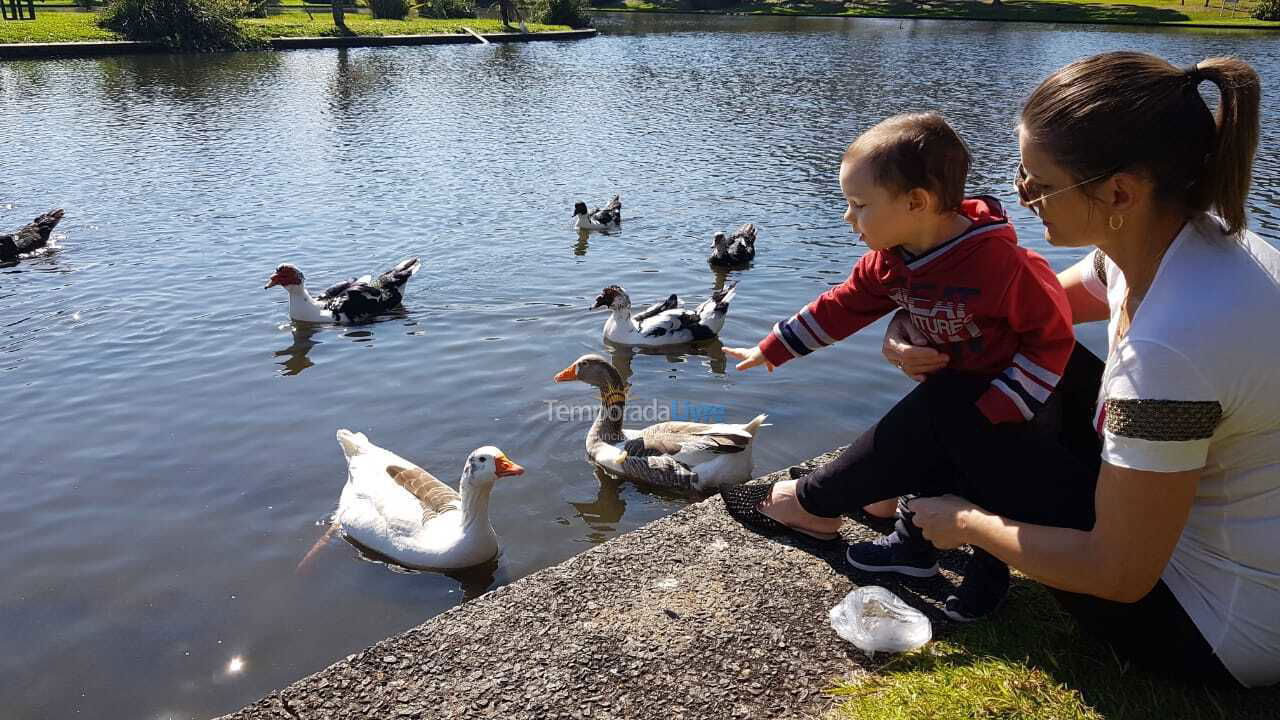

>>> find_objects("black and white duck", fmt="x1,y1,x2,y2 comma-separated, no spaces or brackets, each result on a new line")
265,258,421,324
708,223,757,267
593,283,737,346
573,195,621,232
0,208,64,263
553,354,766,493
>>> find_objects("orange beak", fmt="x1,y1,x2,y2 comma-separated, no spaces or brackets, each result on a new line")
493,454,525,477
553,364,577,382
264,275,282,289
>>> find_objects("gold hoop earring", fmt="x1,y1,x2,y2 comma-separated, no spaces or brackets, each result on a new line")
1108,214,1125,231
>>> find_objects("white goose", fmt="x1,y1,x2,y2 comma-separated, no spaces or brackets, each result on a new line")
573,195,621,232
265,258,421,324
593,283,737,346
332,430,525,570
554,354,767,493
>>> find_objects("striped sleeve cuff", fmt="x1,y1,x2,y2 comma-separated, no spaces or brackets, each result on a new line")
1079,249,1108,302
977,353,1064,423
759,308,836,367
1101,398,1221,472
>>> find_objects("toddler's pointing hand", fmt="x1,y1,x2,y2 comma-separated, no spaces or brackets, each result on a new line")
723,346,774,372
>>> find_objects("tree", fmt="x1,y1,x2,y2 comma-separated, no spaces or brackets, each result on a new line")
332,0,347,30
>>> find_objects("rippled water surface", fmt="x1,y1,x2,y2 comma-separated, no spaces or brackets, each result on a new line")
2,13,1278,719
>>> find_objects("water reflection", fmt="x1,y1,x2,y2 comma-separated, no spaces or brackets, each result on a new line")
605,337,729,381
574,228,591,256
274,323,322,376
343,534,499,601
567,468,627,543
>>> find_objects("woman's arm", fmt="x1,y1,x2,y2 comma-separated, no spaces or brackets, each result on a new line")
911,462,1199,602
1059,261,1110,325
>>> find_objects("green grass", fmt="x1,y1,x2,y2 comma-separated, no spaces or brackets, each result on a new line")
0,11,569,44
828,580,1280,720
598,0,1280,27
0,11,118,43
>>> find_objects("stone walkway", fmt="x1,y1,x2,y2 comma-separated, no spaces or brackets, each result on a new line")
221,451,970,720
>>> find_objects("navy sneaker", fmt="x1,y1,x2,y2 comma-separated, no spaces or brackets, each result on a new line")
943,548,1010,622
845,529,940,578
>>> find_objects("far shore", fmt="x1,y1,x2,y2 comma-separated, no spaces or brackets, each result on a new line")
592,0,1280,29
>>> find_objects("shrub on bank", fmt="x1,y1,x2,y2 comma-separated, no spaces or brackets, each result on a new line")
1254,0,1280,20
543,0,590,27
368,0,413,18
98,0,258,50
418,0,476,18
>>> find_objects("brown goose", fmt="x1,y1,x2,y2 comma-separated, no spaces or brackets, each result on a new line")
553,354,767,493
1,208,64,263
331,430,524,569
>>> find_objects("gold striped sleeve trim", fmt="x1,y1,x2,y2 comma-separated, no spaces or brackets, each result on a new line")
1103,398,1222,441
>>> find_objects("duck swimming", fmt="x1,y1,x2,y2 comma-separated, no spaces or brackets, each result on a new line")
333,430,525,570
265,258,421,324
554,354,766,493
573,195,621,232
708,223,757,267
593,283,737,346
0,208,64,263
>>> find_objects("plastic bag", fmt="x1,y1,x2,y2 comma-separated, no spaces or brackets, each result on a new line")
829,586,932,655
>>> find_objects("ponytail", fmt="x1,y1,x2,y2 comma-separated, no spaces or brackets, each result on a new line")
1193,58,1261,235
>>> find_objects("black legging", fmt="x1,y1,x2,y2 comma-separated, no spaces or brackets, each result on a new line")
796,343,1239,685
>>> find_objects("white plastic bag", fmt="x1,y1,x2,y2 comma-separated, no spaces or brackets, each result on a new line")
829,586,932,655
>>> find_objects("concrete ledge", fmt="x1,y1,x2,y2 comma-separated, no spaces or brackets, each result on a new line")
0,40,164,59
0,29,597,60
219,450,969,720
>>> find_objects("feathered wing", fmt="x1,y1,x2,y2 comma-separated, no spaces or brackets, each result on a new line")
385,465,462,523
628,420,755,469
633,293,681,323
377,257,421,290
614,452,699,491
591,195,622,227
318,277,362,302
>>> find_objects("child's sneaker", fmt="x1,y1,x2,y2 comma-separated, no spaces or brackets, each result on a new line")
943,548,1010,622
846,530,940,577
847,497,940,577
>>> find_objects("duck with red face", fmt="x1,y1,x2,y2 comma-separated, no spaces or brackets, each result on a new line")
265,257,421,324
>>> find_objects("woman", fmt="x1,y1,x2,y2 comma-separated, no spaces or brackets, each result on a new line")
747,52,1279,687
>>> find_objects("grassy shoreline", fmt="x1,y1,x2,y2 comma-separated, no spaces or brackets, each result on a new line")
594,0,1280,29
0,11,570,45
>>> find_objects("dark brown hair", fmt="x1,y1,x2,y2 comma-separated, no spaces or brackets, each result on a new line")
1020,51,1260,235
846,112,971,212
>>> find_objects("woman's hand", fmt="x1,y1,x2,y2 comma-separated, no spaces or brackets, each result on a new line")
883,309,948,381
723,346,774,372
907,495,981,550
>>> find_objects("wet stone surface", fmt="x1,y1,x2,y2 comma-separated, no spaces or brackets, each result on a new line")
220,451,970,720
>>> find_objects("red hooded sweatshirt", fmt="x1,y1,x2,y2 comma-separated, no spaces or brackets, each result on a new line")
758,196,1074,424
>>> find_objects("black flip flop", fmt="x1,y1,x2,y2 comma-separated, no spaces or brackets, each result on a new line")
720,482,841,543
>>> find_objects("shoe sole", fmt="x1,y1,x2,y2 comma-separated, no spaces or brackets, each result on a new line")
943,597,979,623
845,548,939,578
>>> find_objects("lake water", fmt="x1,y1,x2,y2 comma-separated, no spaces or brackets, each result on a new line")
1,12,1277,719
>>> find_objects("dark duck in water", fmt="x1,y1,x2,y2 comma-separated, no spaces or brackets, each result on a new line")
0,209,64,263
708,223,757,267
265,258,422,324
573,195,621,232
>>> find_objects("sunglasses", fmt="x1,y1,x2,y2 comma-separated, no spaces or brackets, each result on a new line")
1015,162,1116,217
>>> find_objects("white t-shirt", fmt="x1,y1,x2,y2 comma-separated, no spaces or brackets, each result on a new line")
1074,214,1280,687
